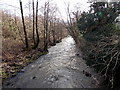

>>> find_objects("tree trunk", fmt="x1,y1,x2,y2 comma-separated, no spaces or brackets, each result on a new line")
60,25,62,41
35,0,40,47
44,2,49,51
43,18,46,50
52,21,56,44
48,21,52,44
44,16,48,51
32,0,36,45
19,0,29,48
32,0,40,49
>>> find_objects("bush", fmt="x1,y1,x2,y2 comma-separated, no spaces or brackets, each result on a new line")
76,2,120,87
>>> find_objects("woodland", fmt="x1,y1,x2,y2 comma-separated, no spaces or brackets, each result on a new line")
1,0,120,88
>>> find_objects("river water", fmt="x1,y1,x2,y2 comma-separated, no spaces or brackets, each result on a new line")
3,36,101,88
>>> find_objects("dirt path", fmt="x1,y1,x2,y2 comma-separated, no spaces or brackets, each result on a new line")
3,36,101,88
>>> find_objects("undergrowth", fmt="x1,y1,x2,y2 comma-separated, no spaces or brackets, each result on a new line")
80,29,120,88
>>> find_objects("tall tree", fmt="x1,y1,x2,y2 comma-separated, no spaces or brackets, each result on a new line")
28,0,31,35
34,0,40,48
48,20,52,44
49,6,57,45
19,0,29,48
32,0,40,49
43,1,50,51
51,17,56,45
32,0,35,45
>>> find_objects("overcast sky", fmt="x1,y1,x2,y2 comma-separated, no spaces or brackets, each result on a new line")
0,0,90,20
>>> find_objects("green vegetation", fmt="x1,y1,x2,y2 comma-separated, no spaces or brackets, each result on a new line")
76,2,120,88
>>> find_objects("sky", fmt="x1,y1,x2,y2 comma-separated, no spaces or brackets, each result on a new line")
0,0,90,20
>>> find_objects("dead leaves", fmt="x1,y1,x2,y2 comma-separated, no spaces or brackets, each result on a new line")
2,48,46,83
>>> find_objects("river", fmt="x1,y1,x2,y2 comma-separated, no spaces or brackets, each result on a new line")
3,36,101,88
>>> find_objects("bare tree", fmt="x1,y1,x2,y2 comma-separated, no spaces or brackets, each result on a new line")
58,24,63,42
66,4,77,42
48,5,57,45
31,0,40,49
28,0,31,34
43,1,50,51
48,20,52,45
59,23,63,42
33,0,40,49
19,0,29,48
52,17,56,44
32,0,36,45
66,3,81,46
56,18,62,42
